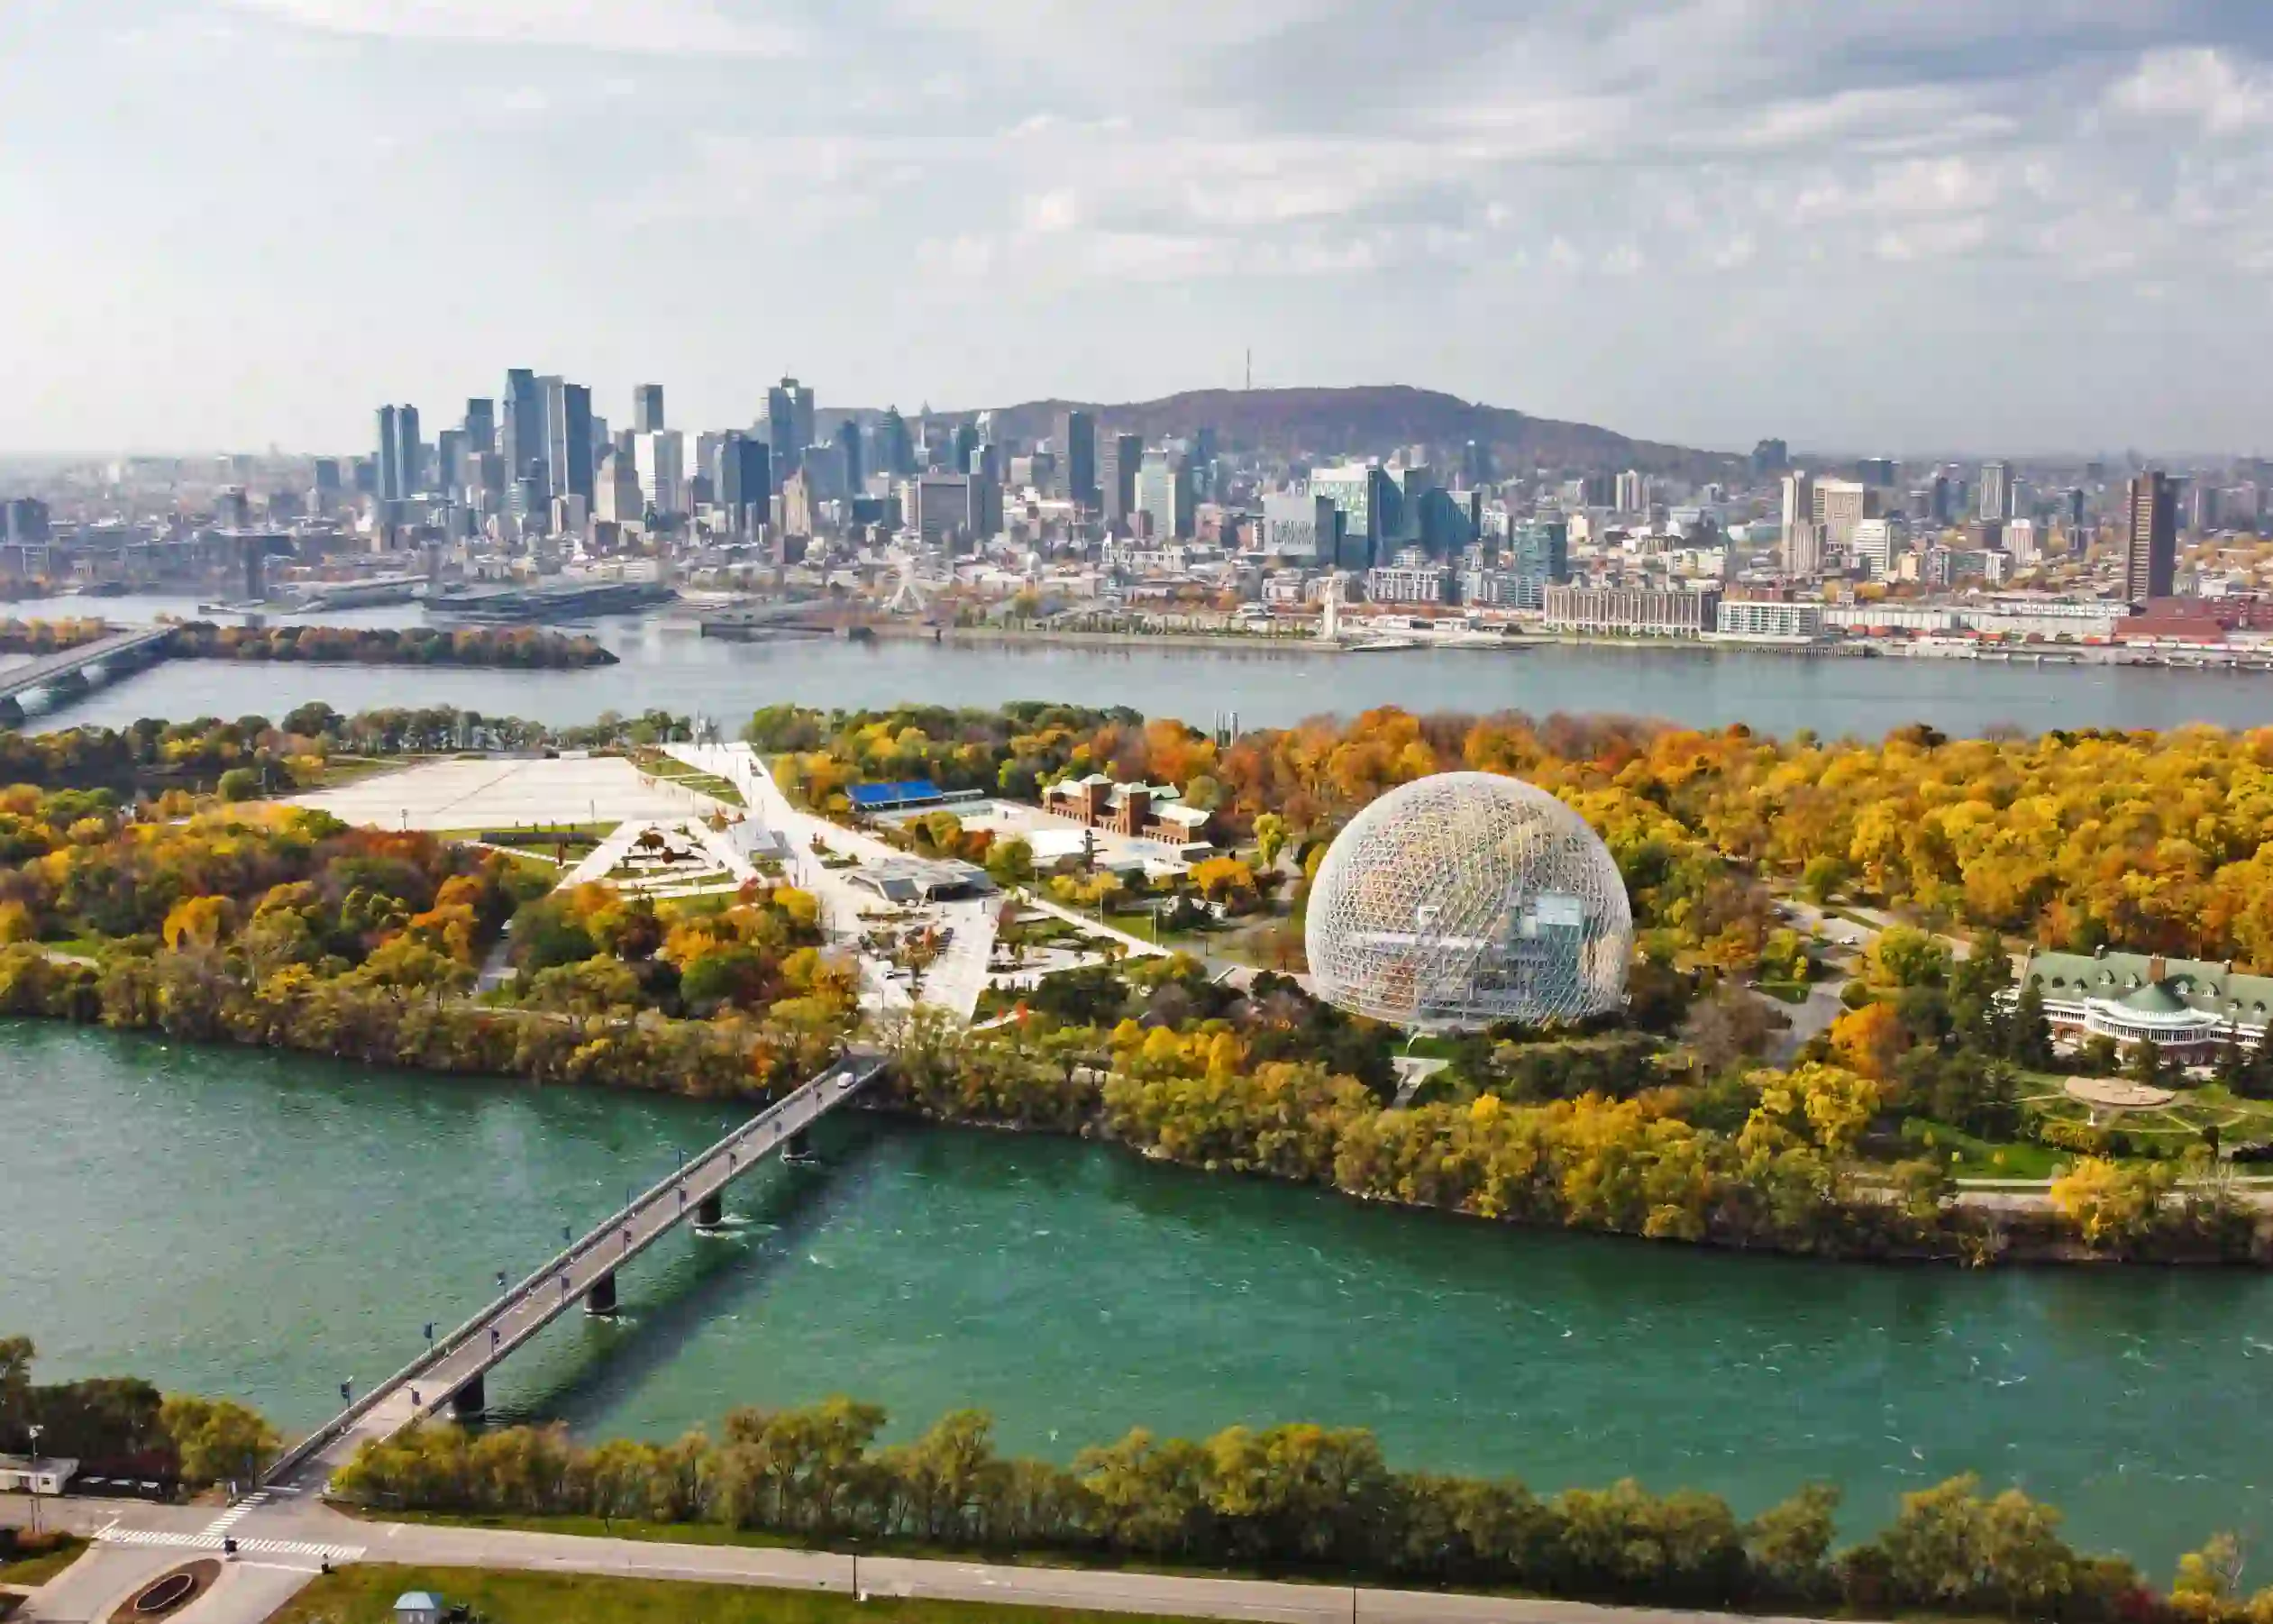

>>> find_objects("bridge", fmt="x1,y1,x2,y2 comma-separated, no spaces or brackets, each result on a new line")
262,1049,889,1494
0,625,174,708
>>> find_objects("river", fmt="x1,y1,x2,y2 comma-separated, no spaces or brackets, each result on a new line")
6,1023,2267,1574
15,594,2273,737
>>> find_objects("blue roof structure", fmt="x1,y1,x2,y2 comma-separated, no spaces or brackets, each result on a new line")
847,779,945,810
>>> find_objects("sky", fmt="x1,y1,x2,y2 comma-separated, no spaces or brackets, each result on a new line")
6,0,2273,459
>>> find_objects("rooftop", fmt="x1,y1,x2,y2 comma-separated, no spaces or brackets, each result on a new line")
2022,948,2273,1021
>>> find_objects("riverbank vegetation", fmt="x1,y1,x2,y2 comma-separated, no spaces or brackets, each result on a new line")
332,1399,2268,1619
0,704,699,796
160,621,617,669
0,1337,277,1491
0,796,854,1094
887,951,2262,1264
0,617,110,655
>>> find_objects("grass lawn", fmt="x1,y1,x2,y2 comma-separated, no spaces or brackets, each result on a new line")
267,1565,1216,1624
0,1535,87,1587
434,824,610,862
1900,1118,2065,1179
1755,978,1812,1005
296,755,404,790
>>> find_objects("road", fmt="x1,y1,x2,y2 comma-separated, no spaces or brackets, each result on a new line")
668,743,997,1017
260,1053,885,1499
7,1493,1858,1624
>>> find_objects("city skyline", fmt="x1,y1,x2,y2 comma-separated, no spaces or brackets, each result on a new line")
6,1,2273,455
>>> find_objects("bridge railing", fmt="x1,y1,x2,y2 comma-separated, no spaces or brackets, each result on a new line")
263,1054,881,1489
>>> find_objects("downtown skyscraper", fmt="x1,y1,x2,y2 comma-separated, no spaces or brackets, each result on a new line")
376,403,420,502
2123,470,2177,606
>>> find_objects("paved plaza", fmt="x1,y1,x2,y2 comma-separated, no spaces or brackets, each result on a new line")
291,754,725,832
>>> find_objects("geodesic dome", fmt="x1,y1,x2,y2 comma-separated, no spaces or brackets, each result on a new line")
1304,771,1632,1031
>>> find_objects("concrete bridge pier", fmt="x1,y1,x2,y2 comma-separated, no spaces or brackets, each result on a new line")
451,1374,485,1419
785,1128,813,1163
586,1271,619,1316
695,1191,724,1228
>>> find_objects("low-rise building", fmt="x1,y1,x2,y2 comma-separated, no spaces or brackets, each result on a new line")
1042,773,1214,844
0,1454,78,1495
2015,948,2273,1062
1541,583,1719,638
1365,562,1454,605
1713,599,1824,641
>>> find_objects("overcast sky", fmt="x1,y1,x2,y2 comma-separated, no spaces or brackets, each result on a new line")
6,0,2273,458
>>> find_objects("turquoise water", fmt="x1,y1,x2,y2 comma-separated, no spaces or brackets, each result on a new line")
5,1022,2269,1574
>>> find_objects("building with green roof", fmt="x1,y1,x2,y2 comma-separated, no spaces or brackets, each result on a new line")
2016,947,2273,1061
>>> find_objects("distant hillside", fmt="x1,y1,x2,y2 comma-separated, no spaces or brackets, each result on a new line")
927,386,1739,478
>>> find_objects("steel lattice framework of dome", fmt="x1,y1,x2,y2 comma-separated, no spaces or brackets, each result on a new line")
1304,771,1633,1031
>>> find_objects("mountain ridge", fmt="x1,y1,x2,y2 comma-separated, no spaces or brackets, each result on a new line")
916,385,1742,477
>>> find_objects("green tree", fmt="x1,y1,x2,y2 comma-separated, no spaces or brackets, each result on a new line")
2004,978,2055,1069
216,766,261,802
160,1394,280,1488
1747,1481,1839,1600
1254,813,1288,870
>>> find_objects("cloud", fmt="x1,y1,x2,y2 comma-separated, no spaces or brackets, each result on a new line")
2107,46,2273,133
221,0,800,57
18,0,2273,453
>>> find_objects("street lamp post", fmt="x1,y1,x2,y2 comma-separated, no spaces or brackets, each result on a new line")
25,1423,41,1536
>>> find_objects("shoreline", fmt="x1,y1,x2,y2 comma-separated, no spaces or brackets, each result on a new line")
4,1005,2253,1269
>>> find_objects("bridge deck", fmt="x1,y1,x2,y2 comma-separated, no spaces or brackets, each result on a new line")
0,625,172,701
266,1050,886,1493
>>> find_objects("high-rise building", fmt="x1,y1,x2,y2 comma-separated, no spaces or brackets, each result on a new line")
1136,449,1194,541
1779,471,1821,576
1100,433,1142,529
1852,517,1906,579
1614,470,1647,515
1060,409,1098,507
878,407,915,479
2122,471,2177,606
1261,493,1339,562
2,496,50,544
1310,463,1401,567
836,419,863,494
436,427,469,499
595,449,643,528
502,369,546,496
312,459,342,496
715,433,771,536
464,398,497,457
1812,479,1870,552
1855,457,1898,488
913,472,972,550
634,384,666,435
766,379,816,483
376,404,420,503
1504,518,1570,607
635,430,684,515
542,378,594,503
1977,461,2011,523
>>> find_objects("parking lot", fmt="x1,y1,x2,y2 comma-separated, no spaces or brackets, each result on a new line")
291,753,726,832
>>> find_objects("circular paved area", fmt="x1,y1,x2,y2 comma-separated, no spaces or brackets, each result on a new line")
2065,1075,2177,1110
